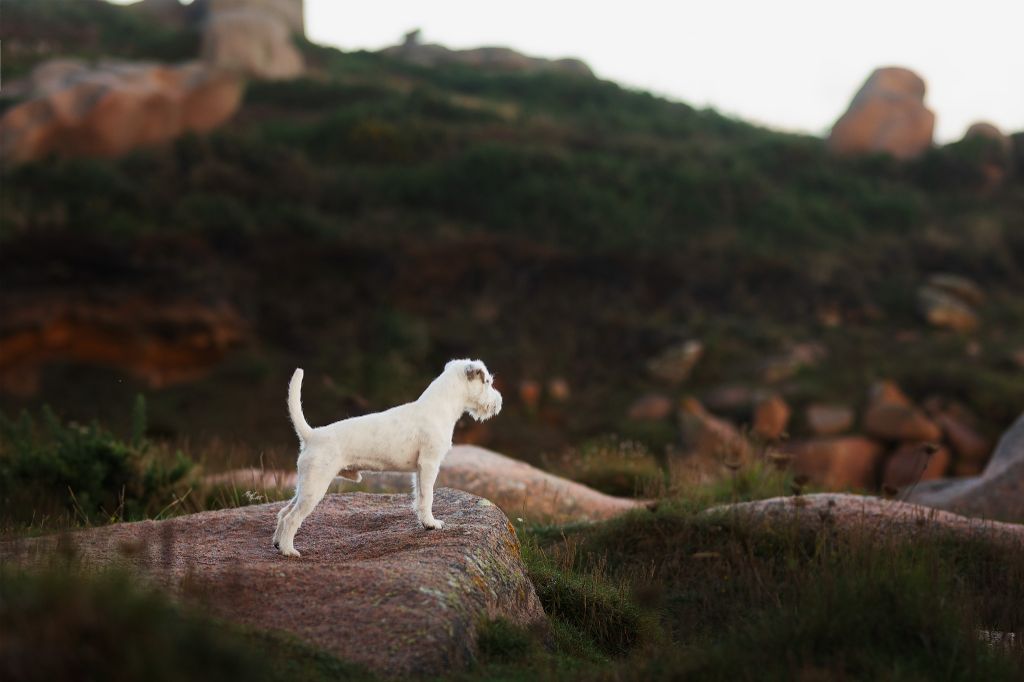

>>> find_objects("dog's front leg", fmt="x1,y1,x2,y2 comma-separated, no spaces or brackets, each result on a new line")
414,456,444,530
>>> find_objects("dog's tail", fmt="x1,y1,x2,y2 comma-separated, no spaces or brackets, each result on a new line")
288,368,315,444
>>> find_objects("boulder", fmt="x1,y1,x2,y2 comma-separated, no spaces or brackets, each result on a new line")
917,273,984,332
647,340,703,384
863,382,941,442
882,443,950,489
3,489,545,678
199,0,305,36
827,67,935,160
926,273,986,307
0,60,243,164
805,403,855,436
752,393,790,440
201,8,304,79
963,122,1013,186
704,493,1024,547
207,445,648,524
908,413,1024,522
933,410,989,463
783,436,884,490
678,398,751,463
628,393,673,421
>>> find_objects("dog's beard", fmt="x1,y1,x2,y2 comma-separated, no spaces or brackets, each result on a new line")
467,395,501,422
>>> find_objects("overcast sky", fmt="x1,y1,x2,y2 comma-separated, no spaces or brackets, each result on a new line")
121,0,1024,141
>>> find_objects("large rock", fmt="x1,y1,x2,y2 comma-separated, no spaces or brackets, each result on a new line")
862,381,941,442
908,413,1024,522
805,403,855,436
783,436,884,490
199,0,305,36
3,489,546,678
962,122,1013,186
705,493,1024,546
917,285,979,332
201,8,304,79
207,445,647,524
628,393,673,421
882,443,950,489
0,60,242,164
678,398,751,463
828,67,935,160
752,393,790,440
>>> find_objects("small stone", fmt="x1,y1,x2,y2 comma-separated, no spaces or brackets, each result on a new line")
647,340,703,384
627,393,673,421
518,380,541,410
547,377,571,402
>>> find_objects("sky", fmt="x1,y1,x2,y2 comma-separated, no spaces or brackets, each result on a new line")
121,0,1024,142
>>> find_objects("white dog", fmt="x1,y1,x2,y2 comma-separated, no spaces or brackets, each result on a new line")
273,358,502,557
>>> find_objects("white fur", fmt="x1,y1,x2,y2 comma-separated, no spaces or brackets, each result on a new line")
273,358,502,557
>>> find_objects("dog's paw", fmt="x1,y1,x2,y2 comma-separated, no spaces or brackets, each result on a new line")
279,546,301,557
422,518,445,530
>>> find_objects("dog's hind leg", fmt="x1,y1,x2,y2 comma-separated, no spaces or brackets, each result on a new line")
272,495,297,549
277,465,334,557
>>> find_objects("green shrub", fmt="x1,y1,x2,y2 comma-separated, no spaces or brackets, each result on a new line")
0,399,195,526
0,566,376,682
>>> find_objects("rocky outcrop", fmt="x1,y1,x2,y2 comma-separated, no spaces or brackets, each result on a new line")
828,67,935,160
908,413,1024,522
382,32,592,78
199,0,305,36
207,445,647,524
0,59,242,164
0,294,244,395
3,489,546,678
705,493,1024,546
200,6,304,79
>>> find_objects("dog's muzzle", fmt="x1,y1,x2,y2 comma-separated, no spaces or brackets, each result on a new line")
470,389,503,421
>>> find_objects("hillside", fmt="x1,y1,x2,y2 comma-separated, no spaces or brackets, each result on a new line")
1,0,1023,465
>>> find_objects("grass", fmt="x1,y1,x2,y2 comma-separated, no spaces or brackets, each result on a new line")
0,564,376,682
2,434,1023,680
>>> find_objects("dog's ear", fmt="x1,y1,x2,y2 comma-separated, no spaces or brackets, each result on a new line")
465,366,484,382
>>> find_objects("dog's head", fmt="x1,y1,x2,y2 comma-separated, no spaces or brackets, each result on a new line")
447,359,502,421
